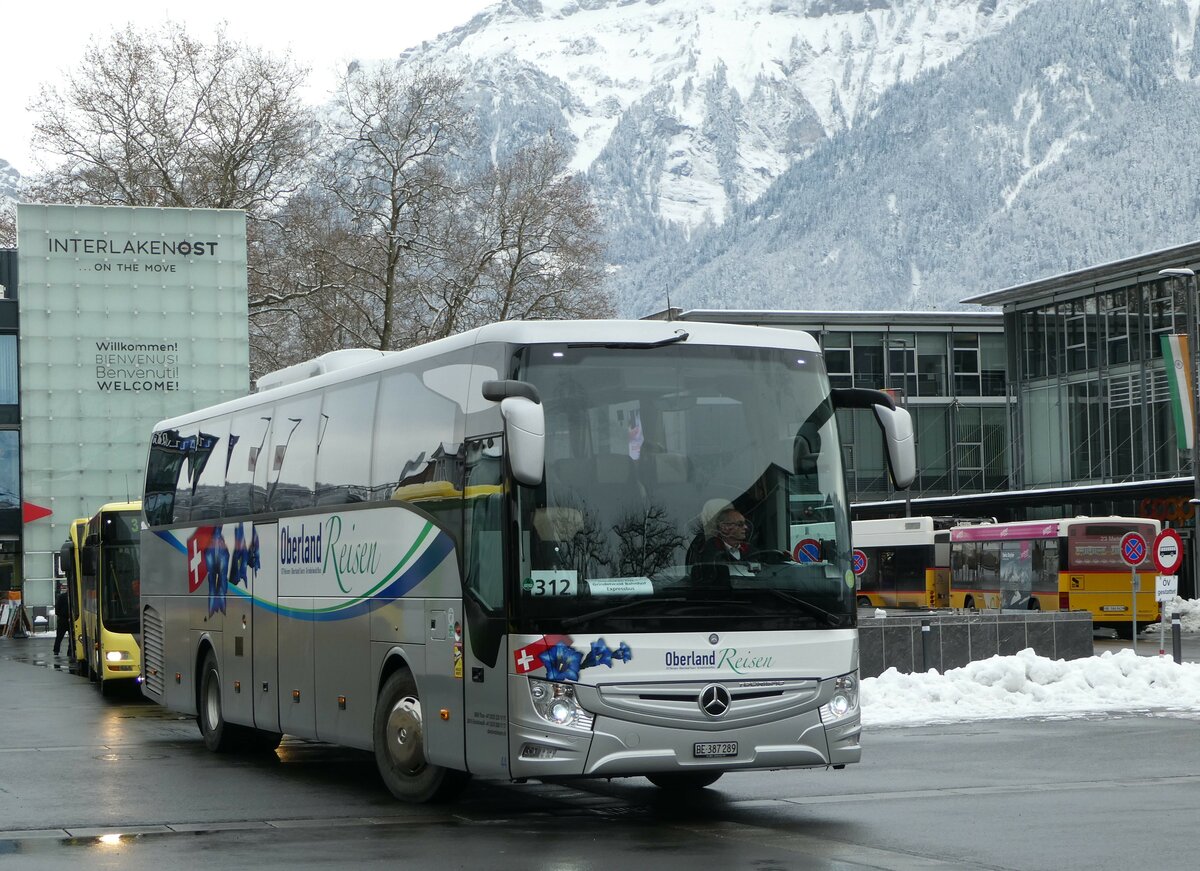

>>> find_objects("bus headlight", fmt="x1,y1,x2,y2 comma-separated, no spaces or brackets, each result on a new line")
820,673,859,723
106,650,131,662
528,679,594,732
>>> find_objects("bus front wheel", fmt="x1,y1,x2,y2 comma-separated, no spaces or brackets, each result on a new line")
373,670,468,803
964,597,977,612
857,596,871,608
647,771,723,790
199,650,239,753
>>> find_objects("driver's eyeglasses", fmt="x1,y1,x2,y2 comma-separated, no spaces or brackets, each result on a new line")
719,520,750,529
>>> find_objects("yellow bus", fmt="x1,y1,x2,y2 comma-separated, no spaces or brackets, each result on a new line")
80,500,142,695
851,516,953,609
57,517,90,674
949,516,1162,638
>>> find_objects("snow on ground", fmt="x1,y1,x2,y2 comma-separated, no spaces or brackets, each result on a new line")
864,598,1200,728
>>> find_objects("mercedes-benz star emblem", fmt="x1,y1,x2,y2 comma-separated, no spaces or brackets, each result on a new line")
698,683,732,718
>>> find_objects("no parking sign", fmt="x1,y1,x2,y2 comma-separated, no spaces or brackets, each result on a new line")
852,549,868,576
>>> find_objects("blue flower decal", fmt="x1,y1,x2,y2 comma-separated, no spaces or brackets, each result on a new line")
539,642,584,682
534,637,632,681
204,527,230,616
229,523,249,589
249,527,261,573
584,638,614,668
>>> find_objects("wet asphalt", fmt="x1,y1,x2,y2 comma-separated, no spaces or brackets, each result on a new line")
0,631,1197,871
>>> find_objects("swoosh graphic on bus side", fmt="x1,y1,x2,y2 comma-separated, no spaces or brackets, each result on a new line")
155,521,456,621
154,530,189,554
229,526,457,621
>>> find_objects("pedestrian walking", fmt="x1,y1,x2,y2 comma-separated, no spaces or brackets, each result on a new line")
53,584,70,656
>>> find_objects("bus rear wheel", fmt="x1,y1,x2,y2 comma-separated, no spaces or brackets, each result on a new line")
373,670,468,803
199,650,240,753
857,596,871,608
964,596,977,612
647,771,723,790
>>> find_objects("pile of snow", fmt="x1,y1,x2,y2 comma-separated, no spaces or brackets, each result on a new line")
1144,596,1200,633
863,647,1200,727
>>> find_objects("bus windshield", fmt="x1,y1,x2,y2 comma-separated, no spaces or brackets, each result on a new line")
514,343,853,634
101,511,140,634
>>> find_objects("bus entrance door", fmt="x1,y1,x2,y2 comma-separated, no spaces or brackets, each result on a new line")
460,437,510,778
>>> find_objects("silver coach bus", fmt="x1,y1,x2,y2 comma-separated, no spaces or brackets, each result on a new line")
139,320,914,802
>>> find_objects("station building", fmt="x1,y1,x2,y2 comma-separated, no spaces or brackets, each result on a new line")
656,240,1200,599
1,203,250,613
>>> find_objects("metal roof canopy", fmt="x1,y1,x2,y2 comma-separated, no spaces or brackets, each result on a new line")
961,239,1200,309
646,308,1004,329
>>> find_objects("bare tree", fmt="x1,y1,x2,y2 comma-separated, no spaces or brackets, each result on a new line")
313,61,472,351
27,21,313,212
0,204,13,249
429,134,613,338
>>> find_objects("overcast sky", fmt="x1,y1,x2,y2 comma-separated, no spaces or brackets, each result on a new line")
0,1,494,176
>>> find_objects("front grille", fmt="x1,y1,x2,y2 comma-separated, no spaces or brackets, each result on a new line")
594,679,820,727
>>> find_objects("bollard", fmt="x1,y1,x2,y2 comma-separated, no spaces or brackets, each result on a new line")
920,619,933,672
1172,612,1183,665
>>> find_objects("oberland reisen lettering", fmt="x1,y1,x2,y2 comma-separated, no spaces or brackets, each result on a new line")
48,238,219,256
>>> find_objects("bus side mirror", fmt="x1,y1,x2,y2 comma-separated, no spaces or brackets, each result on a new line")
873,403,916,490
830,387,916,490
482,380,545,487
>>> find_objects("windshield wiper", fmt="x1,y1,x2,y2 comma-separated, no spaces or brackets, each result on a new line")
560,597,687,629
762,588,845,628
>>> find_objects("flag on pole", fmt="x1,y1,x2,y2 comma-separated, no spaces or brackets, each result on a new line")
1161,334,1194,451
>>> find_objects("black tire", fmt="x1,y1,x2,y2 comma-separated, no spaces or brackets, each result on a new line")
647,771,723,790
1028,598,1041,611
857,596,872,608
373,670,469,803
964,597,976,612
1114,622,1135,640
198,650,240,753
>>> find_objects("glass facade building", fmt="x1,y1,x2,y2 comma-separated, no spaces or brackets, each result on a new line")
13,204,250,607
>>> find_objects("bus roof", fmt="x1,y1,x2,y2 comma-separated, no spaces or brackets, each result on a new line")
151,319,823,432
949,516,1159,542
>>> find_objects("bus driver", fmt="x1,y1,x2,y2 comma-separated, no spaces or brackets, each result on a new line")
694,502,753,563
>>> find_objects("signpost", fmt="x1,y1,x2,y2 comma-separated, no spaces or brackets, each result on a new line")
1120,531,1147,652
1152,528,1184,656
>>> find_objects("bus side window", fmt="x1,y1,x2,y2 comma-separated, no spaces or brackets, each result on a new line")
464,440,504,612
314,378,378,506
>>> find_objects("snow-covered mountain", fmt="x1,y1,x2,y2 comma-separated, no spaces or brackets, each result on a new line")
408,0,1041,298
0,160,18,206
406,0,1200,315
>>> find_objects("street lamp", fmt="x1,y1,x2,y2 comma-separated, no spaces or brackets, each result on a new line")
1158,267,1199,600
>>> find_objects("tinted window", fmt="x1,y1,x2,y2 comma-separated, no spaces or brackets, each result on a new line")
145,429,187,526
314,378,378,506
266,395,322,512
225,412,273,516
